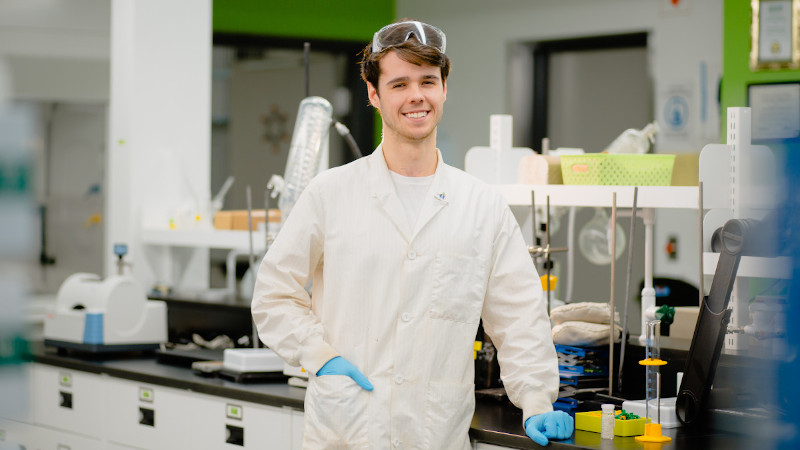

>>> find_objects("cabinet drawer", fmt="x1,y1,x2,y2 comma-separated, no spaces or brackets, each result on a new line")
1,418,104,450
213,399,292,449
104,377,220,449
30,363,107,438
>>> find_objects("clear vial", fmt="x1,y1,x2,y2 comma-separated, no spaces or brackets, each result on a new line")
601,403,615,439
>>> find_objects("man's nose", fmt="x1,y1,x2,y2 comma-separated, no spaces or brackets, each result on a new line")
408,86,424,102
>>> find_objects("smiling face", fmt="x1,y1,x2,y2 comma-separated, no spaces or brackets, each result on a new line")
367,51,447,147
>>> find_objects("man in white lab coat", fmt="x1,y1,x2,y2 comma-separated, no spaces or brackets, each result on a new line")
252,20,572,449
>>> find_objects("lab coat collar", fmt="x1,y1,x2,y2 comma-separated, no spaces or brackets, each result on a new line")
368,145,449,242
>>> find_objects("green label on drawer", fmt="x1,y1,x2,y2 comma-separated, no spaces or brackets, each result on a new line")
59,372,72,387
139,387,154,402
227,403,243,420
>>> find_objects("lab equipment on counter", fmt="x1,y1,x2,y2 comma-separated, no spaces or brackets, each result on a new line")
44,273,167,352
223,348,283,372
465,114,534,184
676,217,775,426
269,96,333,221
623,397,680,429
218,348,288,383
578,207,626,265
604,122,659,154
600,403,615,439
639,321,668,423
575,408,649,437
616,187,638,392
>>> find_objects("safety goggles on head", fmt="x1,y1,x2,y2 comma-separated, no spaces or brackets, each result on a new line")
371,21,446,54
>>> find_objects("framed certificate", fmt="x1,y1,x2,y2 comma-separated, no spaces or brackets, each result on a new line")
751,0,800,70
748,82,800,140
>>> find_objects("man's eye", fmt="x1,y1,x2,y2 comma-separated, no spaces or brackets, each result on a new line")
393,83,405,88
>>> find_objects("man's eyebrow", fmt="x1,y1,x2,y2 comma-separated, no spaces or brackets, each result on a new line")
384,75,441,86
385,76,410,86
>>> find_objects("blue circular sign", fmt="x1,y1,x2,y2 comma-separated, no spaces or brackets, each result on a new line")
664,95,689,132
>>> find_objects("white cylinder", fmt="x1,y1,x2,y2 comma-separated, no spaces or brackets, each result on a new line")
601,403,615,439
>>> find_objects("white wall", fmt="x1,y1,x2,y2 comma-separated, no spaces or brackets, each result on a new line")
397,0,721,289
0,0,110,102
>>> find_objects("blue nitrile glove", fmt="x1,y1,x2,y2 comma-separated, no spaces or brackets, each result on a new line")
316,356,374,391
524,411,574,446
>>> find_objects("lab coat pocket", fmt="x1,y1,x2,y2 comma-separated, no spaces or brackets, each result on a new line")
431,253,487,324
424,381,475,450
303,375,370,449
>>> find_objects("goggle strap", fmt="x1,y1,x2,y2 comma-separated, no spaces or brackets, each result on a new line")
412,21,427,46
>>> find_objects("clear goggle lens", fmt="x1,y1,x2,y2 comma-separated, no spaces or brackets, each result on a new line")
371,21,446,54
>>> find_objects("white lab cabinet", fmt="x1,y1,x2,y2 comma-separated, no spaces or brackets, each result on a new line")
29,363,108,439
291,408,305,450
0,418,38,449
103,377,220,449
0,417,105,450
103,378,297,449
14,362,305,449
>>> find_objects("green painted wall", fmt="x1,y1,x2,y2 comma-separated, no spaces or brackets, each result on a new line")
722,0,800,140
213,1,393,146
213,0,395,42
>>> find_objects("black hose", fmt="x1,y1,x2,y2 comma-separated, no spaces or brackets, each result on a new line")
333,121,363,159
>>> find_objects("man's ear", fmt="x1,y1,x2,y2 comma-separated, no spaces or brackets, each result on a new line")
367,82,380,109
442,78,447,102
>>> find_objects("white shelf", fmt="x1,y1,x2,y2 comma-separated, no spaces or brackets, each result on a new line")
495,184,699,209
703,252,792,279
141,228,266,251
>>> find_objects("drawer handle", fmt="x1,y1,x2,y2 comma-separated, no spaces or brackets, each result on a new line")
59,391,73,409
226,424,244,446
139,407,155,427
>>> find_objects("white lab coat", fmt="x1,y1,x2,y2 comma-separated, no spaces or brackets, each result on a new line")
252,147,558,449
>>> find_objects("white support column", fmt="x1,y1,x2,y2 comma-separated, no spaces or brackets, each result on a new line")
105,0,212,292
725,107,751,351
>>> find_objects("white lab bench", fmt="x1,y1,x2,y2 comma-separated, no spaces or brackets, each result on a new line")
1,343,766,449
2,357,305,449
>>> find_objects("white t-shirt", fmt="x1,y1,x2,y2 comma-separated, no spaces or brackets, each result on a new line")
389,171,434,234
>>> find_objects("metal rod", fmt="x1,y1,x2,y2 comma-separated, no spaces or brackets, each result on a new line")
304,42,311,98
546,195,552,312
617,187,638,392
609,193,617,395
265,187,271,250
246,186,258,348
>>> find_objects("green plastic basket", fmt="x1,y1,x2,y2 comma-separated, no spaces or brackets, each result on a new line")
560,154,676,186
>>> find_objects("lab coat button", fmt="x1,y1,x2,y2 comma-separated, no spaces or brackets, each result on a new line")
394,375,404,384
393,438,401,447
407,250,417,260
401,312,411,322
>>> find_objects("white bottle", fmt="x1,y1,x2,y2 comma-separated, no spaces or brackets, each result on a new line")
604,122,659,154
601,403,615,439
